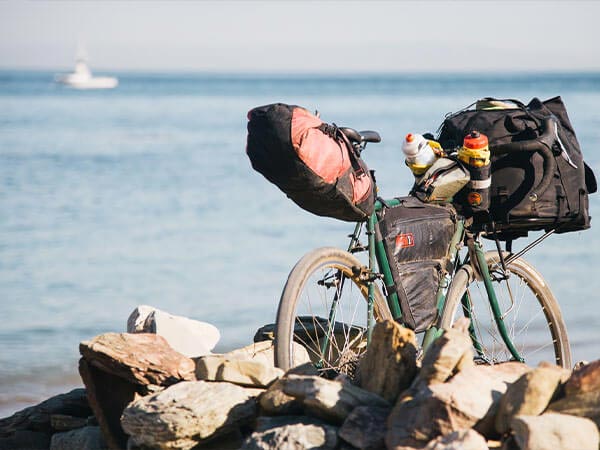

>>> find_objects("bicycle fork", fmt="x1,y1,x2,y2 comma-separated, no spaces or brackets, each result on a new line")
468,238,524,363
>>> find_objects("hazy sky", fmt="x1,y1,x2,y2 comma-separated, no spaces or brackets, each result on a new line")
1,1,599,73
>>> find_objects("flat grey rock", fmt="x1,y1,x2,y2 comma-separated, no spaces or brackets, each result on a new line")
121,380,262,450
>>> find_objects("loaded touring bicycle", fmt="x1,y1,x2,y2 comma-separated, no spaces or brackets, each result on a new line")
246,98,596,376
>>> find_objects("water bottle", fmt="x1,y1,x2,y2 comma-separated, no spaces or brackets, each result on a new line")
402,133,439,175
457,131,491,212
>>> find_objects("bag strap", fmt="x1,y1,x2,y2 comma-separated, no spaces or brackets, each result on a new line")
440,97,543,137
319,122,366,177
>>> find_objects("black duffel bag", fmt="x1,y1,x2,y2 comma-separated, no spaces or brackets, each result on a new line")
437,97,597,240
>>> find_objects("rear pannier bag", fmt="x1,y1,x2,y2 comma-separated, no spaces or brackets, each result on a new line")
377,197,458,332
437,97,597,240
246,103,375,222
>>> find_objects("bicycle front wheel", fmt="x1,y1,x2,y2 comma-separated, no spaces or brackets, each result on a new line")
441,251,571,368
274,247,392,376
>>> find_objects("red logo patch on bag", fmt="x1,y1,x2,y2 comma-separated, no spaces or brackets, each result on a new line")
395,233,415,250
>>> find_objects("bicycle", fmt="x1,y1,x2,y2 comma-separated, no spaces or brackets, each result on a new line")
273,126,571,377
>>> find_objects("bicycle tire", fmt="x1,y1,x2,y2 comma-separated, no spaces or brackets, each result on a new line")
440,251,571,368
274,247,392,375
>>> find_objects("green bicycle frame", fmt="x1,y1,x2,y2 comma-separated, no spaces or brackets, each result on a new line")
361,199,524,362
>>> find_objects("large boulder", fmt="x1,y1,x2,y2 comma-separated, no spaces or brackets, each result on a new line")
386,362,529,449
495,366,565,434
121,380,262,450
280,374,389,424
127,305,220,358
80,333,196,387
358,320,418,403
79,333,196,449
511,413,599,450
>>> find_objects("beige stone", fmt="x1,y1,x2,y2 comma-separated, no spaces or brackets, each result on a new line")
386,363,529,449
195,355,283,387
127,305,220,358
280,374,389,424
413,319,474,389
495,366,565,434
511,413,599,450
258,363,318,416
224,340,311,368
358,320,418,403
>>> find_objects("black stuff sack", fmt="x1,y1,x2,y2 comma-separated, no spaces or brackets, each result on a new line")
377,196,458,332
246,103,375,222
437,97,596,240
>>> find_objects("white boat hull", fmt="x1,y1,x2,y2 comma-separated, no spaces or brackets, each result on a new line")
56,76,118,90
55,59,118,90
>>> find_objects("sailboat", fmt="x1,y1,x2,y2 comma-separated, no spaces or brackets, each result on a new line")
55,47,118,90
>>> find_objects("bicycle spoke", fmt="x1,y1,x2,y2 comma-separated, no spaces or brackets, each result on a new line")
294,270,367,372
449,254,568,367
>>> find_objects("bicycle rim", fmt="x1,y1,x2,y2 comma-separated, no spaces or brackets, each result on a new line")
441,252,571,368
274,247,391,376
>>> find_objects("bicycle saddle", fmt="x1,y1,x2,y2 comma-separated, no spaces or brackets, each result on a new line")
339,127,381,144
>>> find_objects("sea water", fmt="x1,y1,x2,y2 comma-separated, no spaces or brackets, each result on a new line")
1,71,599,416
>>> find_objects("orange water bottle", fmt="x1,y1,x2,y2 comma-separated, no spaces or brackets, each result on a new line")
457,131,491,213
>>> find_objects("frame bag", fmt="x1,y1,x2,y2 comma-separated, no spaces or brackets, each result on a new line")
378,197,458,332
246,103,375,222
437,97,597,240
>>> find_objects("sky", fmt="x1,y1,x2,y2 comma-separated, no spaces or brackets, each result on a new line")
1,1,599,73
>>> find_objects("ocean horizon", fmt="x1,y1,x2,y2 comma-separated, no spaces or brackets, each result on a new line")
1,70,599,417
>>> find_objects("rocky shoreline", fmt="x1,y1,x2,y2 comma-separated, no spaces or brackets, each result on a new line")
1,305,599,450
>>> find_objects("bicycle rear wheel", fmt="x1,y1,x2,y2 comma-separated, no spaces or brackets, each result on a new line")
274,247,392,376
441,251,571,368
